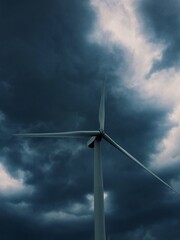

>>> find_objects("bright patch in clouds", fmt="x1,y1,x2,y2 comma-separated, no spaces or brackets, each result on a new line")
90,0,164,80
90,0,180,169
86,192,111,212
145,68,180,168
0,163,23,193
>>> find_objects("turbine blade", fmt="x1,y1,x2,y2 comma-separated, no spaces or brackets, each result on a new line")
99,82,105,131
14,131,100,138
103,133,179,194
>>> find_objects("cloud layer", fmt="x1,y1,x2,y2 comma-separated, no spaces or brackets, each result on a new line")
0,0,180,239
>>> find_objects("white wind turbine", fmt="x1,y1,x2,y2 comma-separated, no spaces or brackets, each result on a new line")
15,83,179,240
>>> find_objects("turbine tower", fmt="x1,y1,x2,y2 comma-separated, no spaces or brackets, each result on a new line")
15,83,179,240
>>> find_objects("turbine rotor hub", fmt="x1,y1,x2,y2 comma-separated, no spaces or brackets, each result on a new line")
99,129,105,135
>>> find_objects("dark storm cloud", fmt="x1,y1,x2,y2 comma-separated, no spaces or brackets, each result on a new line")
138,0,180,73
0,0,179,240
0,0,94,123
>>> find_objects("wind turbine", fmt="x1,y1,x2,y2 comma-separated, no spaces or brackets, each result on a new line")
15,83,179,240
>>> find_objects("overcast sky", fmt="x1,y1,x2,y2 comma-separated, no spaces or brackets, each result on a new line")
0,0,180,239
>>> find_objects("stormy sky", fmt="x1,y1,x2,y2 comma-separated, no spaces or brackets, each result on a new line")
0,0,180,239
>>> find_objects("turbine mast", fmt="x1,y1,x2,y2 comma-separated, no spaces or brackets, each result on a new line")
94,138,106,240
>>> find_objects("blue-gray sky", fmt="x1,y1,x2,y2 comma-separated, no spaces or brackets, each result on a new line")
0,0,180,239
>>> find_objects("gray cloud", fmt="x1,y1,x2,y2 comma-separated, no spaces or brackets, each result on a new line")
138,0,180,73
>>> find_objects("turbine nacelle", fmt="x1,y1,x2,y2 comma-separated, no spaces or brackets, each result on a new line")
87,136,97,148
87,131,104,148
